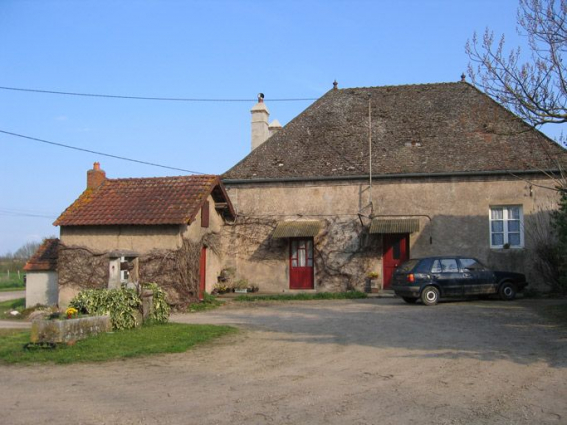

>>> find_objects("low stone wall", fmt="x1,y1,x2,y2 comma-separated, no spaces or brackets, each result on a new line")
30,315,112,344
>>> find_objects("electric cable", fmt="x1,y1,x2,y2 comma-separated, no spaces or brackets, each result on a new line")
0,129,205,174
0,86,318,102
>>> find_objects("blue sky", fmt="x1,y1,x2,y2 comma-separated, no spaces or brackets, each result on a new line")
0,0,562,254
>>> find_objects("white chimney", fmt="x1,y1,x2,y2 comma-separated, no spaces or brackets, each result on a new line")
269,119,282,137
251,93,270,151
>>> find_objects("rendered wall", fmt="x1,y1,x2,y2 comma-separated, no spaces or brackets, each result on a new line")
25,271,58,307
224,174,559,292
58,194,226,306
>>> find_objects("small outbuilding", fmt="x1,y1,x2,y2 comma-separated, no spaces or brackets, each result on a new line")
23,238,60,307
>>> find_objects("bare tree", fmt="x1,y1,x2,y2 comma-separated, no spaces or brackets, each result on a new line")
13,241,41,260
467,0,567,130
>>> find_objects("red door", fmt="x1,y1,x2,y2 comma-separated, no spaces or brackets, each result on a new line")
199,246,207,300
290,238,314,289
382,234,409,289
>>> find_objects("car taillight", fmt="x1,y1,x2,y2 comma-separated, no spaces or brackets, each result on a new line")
407,273,415,283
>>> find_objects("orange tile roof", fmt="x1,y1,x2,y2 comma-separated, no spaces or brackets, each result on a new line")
54,175,232,226
23,238,59,272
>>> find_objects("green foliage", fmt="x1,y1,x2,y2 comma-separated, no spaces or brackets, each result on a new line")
0,323,237,364
70,288,141,330
188,292,223,313
0,298,25,319
0,259,25,291
143,283,170,323
235,291,368,302
552,188,567,293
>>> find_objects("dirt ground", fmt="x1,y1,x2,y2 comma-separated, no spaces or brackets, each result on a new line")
1,297,567,425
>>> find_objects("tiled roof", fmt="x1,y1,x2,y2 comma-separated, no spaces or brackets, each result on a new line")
23,239,59,272
224,82,567,180
54,175,233,226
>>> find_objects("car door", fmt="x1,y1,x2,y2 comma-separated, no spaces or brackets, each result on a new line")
458,258,483,296
430,258,463,297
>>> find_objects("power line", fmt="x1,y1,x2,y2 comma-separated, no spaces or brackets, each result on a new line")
0,129,205,174
0,85,318,102
0,209,56,219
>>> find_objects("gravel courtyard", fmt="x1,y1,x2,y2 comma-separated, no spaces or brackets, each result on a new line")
1,297,566,424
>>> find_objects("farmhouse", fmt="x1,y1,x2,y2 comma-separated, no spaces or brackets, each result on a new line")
53,164,235,307
221,79,567,293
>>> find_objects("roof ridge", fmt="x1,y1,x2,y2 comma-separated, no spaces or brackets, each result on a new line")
105,174,218,183
337,81,466,91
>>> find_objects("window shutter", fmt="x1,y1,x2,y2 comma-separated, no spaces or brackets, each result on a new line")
201,201,209,228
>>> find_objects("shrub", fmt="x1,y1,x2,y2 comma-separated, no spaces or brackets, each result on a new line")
70,288,141,330
143,283,170,323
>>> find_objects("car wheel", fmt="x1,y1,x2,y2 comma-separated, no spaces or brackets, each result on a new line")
499,282,517,301
402,297,417,304
421,286,439,306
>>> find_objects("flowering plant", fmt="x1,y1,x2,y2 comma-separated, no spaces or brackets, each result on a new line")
65,307,78,319
367,272,379,279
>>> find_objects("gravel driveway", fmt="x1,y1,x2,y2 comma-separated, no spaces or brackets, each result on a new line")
1,298,566,424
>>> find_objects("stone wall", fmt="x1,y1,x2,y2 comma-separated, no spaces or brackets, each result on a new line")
224,174,560,291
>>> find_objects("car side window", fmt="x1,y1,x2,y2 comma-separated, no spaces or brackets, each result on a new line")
431,259,459,273
460,258,485,271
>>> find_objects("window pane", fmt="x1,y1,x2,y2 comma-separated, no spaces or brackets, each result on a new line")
491,221,503,232
491,208,503,220
440,259,458,272
298,246,306,267
509,233,521,246
509,207,520,220
460,258,483,270
492,233,504,246
508,220,520,232
306,239,313,259
292,259,298,267
307,259,313,267
393,240,401,260
291,241,297,258
431,260,442,273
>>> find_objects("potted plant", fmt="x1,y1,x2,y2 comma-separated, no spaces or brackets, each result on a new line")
366,272,381,293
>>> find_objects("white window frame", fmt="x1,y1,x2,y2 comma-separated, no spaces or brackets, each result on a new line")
489,205,524,249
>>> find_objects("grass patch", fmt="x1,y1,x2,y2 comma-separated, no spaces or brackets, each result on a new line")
0,323,236,364
188,293,223,313
235,291,368,302
0,298,25,319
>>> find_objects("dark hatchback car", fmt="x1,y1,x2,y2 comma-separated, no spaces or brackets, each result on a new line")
391,257,528,306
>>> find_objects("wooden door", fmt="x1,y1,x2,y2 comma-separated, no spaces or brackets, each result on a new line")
289,238,314,289
382,234,409,289
199,246,207,300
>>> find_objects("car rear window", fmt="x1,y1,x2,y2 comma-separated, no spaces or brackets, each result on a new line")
397,259,419,273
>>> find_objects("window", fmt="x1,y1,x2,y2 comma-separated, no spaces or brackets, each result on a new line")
291,239,313,268
431,259,459,273
490,206,523,248
459,258,486,271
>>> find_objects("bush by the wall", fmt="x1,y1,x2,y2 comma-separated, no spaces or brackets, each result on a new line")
70,288,142,330
144,283,170,323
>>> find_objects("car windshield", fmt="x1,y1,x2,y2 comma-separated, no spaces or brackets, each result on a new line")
397,259,419,273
